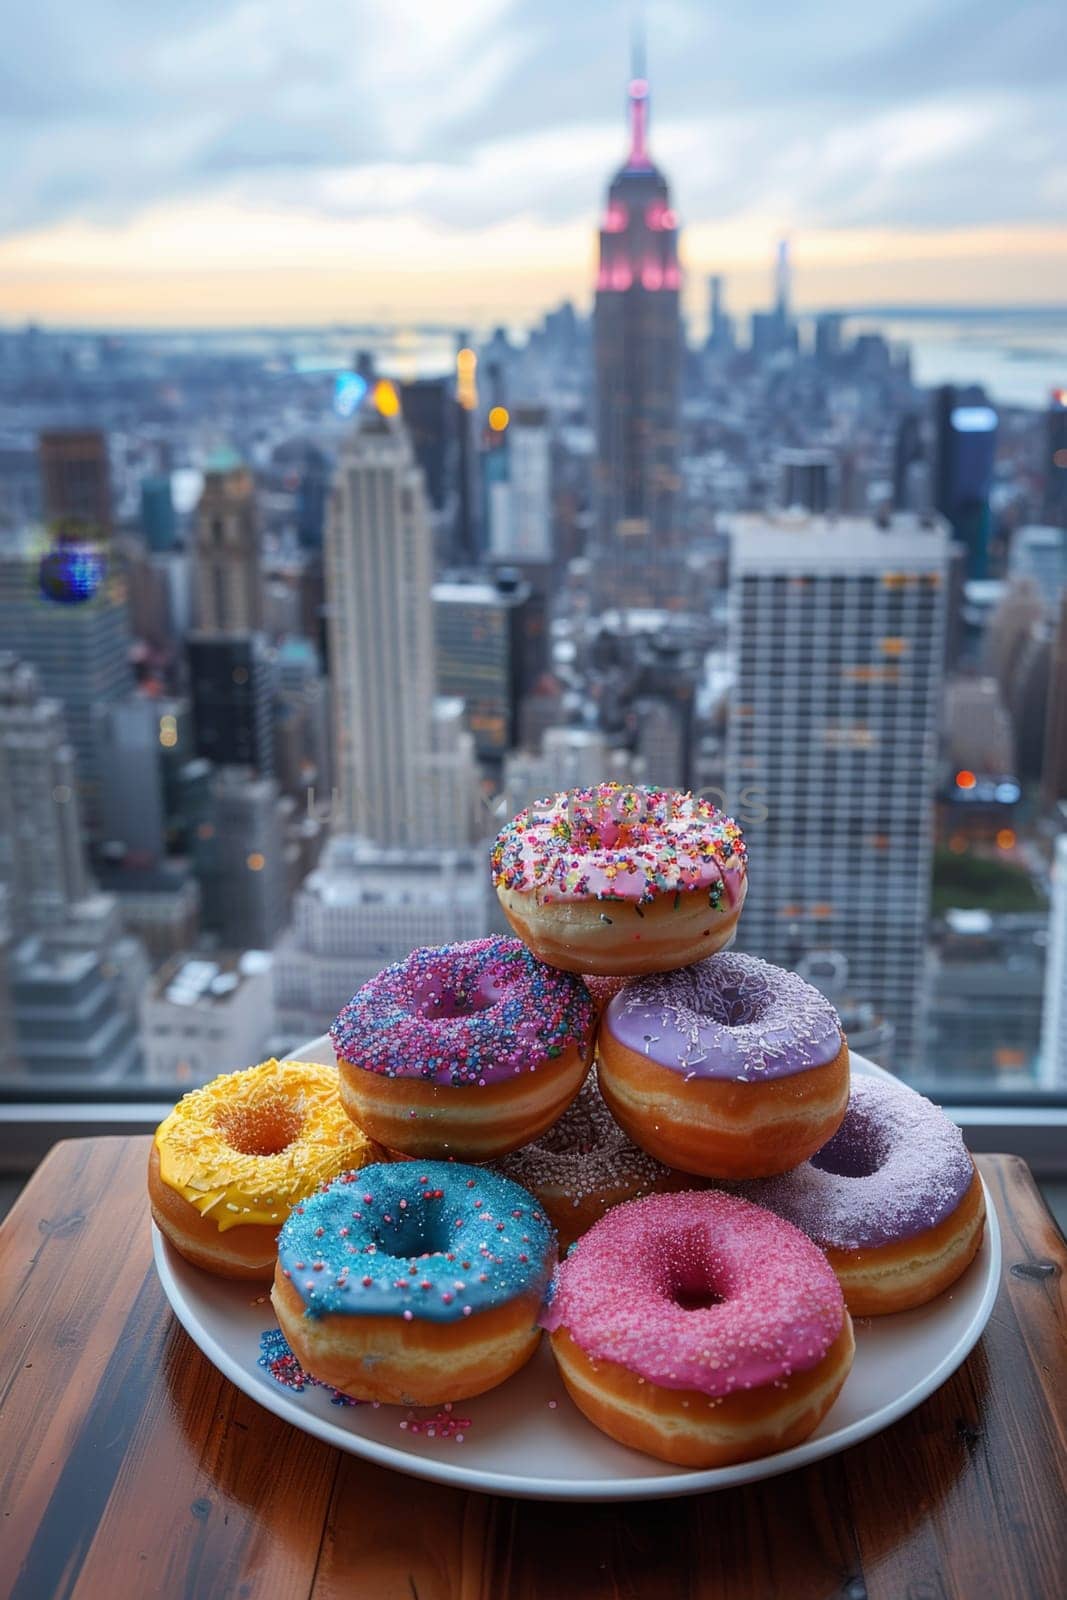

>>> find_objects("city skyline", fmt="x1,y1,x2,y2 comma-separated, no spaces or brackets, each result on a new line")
2,0,1065,327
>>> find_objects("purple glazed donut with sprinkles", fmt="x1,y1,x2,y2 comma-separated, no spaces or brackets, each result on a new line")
330,937,596,1161
734,1074,987,1315
597,950,851,1179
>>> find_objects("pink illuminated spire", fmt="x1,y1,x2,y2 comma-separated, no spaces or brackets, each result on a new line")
626,10,652,169
627,77,650,168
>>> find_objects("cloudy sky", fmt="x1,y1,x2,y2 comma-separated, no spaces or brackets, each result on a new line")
2,0,1065,329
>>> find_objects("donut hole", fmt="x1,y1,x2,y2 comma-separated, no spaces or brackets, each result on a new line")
372,1211,452,1259
811,1117,888,1179
216,1098,303,1158
413,982,495,1021
672,1283,726,1312
681,958,770,1029
664,1237,727,1312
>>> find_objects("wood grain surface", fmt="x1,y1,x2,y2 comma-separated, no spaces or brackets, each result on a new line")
0,1139,1064,1600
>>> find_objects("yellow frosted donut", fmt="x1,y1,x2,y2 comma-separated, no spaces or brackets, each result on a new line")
149,1059,382,1281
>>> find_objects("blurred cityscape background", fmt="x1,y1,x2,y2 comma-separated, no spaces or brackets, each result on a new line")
1,6,1066,1097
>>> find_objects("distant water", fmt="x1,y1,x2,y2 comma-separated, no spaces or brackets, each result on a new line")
836,309,1067,409
117,308,1067,411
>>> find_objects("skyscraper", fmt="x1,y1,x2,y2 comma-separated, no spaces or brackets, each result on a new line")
1043,388,1067,528
725,511,950,1067
487,406,552,566
39,429,112,532
433,573,535,763
193,451,263,632
0,532,134,832
593,66,681,603
1040,830,1067,1086
0,655,89,928
187,630,275,777
324,393,477,846
203,767,288,950
933,385,998,580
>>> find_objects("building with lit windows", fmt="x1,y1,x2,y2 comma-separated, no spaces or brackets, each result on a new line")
725,511,950,1067
202,767,288,952
593,68,682,605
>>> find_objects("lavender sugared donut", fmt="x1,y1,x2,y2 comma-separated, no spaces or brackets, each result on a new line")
544,1189,854,1467
491,784,748,977
734,1075,986,1315
331,937,595,1160
598,951,850,1179
496,1066,699,1251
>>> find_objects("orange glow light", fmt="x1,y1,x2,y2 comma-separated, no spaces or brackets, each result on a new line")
996,828,1016,850
373,379,400,418
246,852,265,871
488,405,510,432
955,769,977,790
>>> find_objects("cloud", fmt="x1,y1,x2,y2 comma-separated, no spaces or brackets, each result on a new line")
0,0,1063,258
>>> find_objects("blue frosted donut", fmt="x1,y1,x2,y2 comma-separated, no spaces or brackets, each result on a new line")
270,1160,557,1405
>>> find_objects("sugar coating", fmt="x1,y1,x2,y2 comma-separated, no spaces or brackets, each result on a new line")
329,937,594,1087
607,951,842,1081
154,1058,378,1232
542,1189,844,1395
490,783,747,906
277,1161,556,1324
497,1066,672,1204
735,1075,975,1250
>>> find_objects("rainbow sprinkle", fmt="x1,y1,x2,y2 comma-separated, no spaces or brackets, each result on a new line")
491,784,747,907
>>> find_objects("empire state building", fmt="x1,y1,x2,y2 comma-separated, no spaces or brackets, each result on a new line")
593,69,682,604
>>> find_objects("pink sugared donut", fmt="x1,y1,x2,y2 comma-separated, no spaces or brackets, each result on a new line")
544,1189,854,1467
331,937,595,1160
734,1075,986,1315
491,784,748,977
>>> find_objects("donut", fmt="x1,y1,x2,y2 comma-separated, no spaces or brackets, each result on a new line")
582,974,629,1013
271,1161,556,1405
330,937,596,1160
597,952,850,1179
149,1059,380,1281
544,1189,854,1467
734,1076,986,1315
490,783,748,977
496,1066,699,1251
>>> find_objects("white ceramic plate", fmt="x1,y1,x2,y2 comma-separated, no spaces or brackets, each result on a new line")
152,1050,1001,1501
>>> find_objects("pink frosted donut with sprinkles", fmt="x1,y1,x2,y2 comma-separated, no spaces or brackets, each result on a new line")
543,1188,855,1467
490,783,748,978
330,937,596,1161
734,1075,986,1316
598,951,850,1180
495,1065,702,1251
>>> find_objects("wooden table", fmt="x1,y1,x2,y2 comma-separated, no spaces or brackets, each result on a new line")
1,1141,1064,1600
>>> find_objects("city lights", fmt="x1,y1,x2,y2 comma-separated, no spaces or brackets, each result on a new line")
373,379,400,418
488,406,510,432
955,770,977,790
333,371,367,419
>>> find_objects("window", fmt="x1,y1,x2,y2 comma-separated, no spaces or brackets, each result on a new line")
0,5,1064,1195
